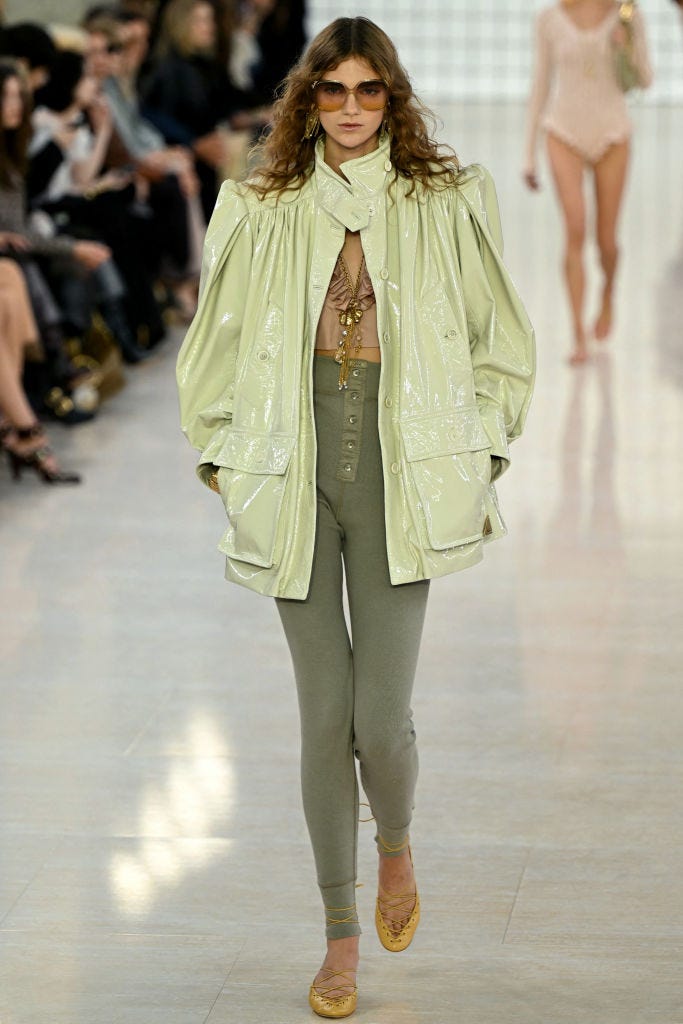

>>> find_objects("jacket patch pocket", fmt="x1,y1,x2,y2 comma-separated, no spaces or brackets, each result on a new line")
400,408,492,550
214,430,296,569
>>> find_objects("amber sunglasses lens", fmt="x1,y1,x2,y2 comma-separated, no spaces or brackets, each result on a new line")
313,80,388,112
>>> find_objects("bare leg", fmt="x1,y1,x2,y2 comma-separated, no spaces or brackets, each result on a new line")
378,847,416,932
314,935,359,999
593,140,630,341
546,133,589,364
0,266,39,427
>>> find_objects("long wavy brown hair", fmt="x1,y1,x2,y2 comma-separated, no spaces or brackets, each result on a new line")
0,62,32,189
249,17,460,199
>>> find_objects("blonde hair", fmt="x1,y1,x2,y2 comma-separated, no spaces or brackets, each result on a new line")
156,0,215,58
249,17,460,199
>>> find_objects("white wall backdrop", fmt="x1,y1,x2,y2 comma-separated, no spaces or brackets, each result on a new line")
306,1,683,104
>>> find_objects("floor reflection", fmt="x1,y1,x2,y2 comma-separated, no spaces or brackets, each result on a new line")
657,216,683,389
110,714,234,917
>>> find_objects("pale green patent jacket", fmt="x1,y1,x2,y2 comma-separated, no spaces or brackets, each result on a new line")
177,136,535,599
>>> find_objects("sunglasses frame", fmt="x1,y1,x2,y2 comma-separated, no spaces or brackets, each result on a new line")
311,78,390,112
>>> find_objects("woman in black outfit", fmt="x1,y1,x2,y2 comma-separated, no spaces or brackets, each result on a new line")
141,0,269,220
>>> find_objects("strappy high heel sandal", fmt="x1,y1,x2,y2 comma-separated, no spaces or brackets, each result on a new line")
5,424,81,485
309,967,358,1019
375,847,420,952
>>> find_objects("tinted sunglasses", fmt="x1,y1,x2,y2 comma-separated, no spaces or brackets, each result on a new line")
312,79,389,112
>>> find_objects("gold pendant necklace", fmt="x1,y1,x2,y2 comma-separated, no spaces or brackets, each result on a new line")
335,252,365,390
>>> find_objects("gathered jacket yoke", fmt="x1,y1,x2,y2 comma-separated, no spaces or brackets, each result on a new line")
177,137,535,599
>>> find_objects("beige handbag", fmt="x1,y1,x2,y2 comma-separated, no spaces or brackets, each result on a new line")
614,1,640,92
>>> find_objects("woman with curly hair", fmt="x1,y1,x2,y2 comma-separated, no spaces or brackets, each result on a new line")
177,17,534,1018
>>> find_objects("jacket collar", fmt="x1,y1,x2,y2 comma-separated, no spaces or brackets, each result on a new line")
314,135,393,231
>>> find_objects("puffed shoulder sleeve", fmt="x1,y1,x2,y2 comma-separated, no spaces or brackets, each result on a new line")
454,164,535,479
176,180,255,487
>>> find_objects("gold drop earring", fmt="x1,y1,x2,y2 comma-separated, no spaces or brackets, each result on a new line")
303,107,320,140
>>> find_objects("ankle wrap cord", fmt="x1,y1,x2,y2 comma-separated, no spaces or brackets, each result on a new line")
321,880,361,939
376,833,410,856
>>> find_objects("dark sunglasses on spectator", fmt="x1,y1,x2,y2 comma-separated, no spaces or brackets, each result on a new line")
312,79,389,111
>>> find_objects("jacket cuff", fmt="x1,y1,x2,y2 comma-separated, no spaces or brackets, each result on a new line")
478,404,510,478
196,423,232,487
196,459,218,488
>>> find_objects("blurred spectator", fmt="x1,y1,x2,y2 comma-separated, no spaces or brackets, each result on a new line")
242,0,305,104
116,8,153,95
33,49,165,351
0,21,56,91
0,58,111,421
140,0,269,219
83,16,203,317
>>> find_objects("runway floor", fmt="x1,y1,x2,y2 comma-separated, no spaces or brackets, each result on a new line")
1,104,682,1023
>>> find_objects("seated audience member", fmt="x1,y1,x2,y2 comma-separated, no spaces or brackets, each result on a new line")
0,50,148,368
0,258,80,483
242,0,306,105
140,0,270,219
83,14,202,317
0,58,110,421
0,21,56,91
0,22,63,197
32,49,165,351
116,7,154,97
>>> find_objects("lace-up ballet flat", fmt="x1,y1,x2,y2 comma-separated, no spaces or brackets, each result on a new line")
309,968,358,1019
375,860,420,953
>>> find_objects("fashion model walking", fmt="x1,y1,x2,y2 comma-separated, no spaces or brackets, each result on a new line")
177,17,534,1018
524,0,652,364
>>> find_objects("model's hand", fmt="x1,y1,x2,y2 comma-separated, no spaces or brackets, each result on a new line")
523,170,540,192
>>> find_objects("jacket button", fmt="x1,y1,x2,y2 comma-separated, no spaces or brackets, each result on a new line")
383,331,390,343
390,461,400,474
380,268,389,280
446,329,457,339
257,350,269,361
348,415,357,424
352,367,360,377
384,397,393,408
343,463,352,472
350,392,359,401
384,159,392,172
347,441,355,450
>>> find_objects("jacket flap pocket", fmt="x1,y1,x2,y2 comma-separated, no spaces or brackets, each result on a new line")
400,408,490,462
213,430,296,474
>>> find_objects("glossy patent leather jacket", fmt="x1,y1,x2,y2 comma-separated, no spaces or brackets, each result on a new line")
177,137,535,599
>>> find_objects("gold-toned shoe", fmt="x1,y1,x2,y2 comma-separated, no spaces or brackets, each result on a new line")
308,968,358,1019
375,884,420,951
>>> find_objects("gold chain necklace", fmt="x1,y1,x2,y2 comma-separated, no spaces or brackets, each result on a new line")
335,252,365,390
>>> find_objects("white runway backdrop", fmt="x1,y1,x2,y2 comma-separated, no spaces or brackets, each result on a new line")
307,0,683,104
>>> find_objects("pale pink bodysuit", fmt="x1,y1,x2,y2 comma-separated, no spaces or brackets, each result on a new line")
525,3,653,171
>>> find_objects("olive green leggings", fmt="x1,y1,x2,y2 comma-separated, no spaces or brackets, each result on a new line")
276,356,429,939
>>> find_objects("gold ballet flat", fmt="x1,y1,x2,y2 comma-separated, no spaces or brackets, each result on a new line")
375,886,420,952
309,968,358,1019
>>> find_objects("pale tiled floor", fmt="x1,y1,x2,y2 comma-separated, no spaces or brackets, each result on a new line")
1,104,682,1024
